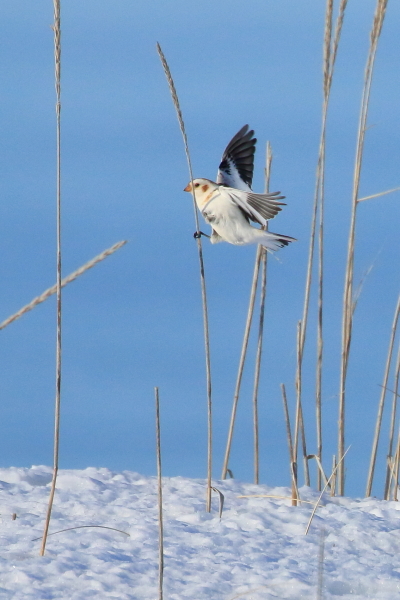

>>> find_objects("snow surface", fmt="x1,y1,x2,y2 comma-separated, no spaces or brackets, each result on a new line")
0,466,399,599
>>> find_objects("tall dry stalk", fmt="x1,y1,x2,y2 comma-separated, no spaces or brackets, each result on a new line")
154,388,164,600
384,343,400,498
156,44,213,512
40,0,62,557
280,383,299,505
366,294,400,497
299,0,348,492
221,252,261,479
393,424,400,501
338,0,388,495
294,321,310,487
252,142,272,484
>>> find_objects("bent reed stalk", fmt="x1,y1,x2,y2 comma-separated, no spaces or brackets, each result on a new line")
338,0,388,495
157,44,213,512
41,0,62,557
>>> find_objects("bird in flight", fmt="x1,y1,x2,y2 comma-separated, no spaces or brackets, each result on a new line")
184,125,295,252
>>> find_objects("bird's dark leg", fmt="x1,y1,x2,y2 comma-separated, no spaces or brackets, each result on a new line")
193,231,210,239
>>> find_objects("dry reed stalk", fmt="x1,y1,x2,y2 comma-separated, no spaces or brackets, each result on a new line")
307,454,329,487
0,241,127,331
33,525,130,541
281,383,294,467
330,455,337,496
299,0,348,492
358,186,400,202
40,0,61,557
280,383,298,505
305,446,350,535
221,253,261,479
294,322,302,472
294,321,310,487
252,142,272,484
386,454,397,499
157,44,213,511
393,425,400,501
211,486,225,519
338,0,388,496
366,294,400,497
154,388,164,600
384,341,400,499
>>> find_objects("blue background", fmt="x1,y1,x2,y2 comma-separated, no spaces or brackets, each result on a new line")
0,1,399,498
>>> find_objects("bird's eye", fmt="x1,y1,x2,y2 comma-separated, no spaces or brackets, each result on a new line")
194,183,200,188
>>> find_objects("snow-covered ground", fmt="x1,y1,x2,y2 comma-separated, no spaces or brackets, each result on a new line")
0,466,399,599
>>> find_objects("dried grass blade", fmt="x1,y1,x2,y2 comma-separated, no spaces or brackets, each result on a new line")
358,186,400,202
0,241,127,331
157,43,212,511
305,446,350,535
338,0,388,495
211,487,225,519
40,0,62,557
366,294,400,497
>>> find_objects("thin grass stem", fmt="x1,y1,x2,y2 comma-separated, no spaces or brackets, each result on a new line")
157,44,212,511
330,455,337,497
0,241,127,331
366,293,400,497
221,254,261,479
252,142,272,484
358,186,400,202
305,447,350,535
301,0,348,492
280,383,298,505
40,0,61,557
338,0,388,495
384,341,400,499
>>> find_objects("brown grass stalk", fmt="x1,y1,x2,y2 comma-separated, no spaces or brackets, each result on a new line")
221,252,261,479
330,455,337,496
305,446,350,535
393,425,400,501
280,383,298,505
384,345,400,498
0,241,127,331
300,0,347,492
358,186,400,202
294,321,310,487
365,294,400,497
252,142,272,484
338,0,388,495
157,44,213,511
40,0,62,557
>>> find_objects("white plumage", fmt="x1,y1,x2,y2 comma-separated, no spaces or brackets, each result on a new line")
184,125,295,252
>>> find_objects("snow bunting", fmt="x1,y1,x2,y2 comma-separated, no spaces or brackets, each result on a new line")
184,125,295,252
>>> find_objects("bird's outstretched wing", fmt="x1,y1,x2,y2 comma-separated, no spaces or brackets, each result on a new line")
226,188,286,226
216,125,256,191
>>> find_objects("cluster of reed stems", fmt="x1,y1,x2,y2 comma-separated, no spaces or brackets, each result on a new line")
157,0,397,504
28,0,398,563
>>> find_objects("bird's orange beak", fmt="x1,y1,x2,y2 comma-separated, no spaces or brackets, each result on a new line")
183,183,192,192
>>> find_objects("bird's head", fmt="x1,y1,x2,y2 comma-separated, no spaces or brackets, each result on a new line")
183,178,217,201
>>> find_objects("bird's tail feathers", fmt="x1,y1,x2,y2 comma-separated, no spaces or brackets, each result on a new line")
258,230,296,252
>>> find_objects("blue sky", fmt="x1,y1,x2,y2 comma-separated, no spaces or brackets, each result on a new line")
0,1,399,498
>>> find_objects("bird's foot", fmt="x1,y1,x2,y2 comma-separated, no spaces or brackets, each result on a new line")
193,231,210,239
